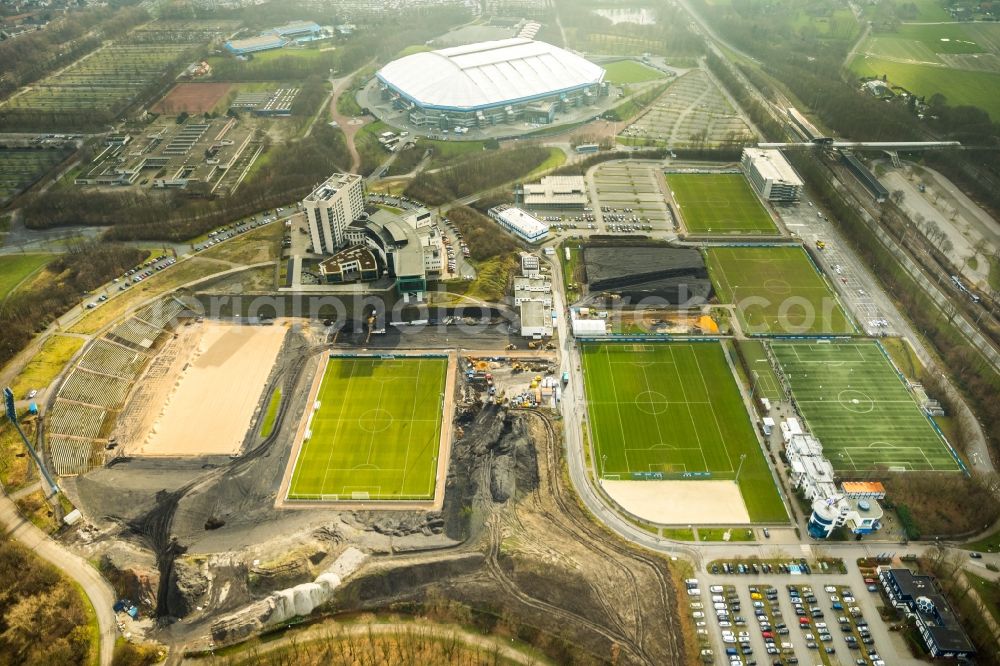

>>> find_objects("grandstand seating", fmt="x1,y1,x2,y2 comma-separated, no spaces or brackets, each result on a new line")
48,436,102,476
134,298,186,329
109,317,164,350
47,401,108,441
59,369,132,409
78,339,149,378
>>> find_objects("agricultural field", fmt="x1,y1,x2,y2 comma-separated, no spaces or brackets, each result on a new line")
0,148,72,204
287,356,448,501
603,59,667,85
667,173,778,235
852,22,1000,119
581,342,786,522
705,246,855,335
772,341,960,472
618,70,753,148
0,253,54,301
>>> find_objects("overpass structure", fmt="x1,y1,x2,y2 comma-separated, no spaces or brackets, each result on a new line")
758,141,962,150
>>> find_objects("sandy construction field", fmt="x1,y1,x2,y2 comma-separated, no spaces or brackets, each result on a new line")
602,479,751,525
136,322,286,456
151,82,232,114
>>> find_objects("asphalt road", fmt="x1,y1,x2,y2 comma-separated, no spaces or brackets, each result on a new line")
0,492,117,666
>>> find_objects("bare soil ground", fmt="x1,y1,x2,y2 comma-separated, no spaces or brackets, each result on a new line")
134,322,287,456
603,479,751,524
151,83,232,115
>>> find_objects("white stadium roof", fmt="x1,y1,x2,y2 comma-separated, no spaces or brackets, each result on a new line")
377,38,605,111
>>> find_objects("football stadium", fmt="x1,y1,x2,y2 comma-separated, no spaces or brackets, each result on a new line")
281,353,456,506
375,38,607,129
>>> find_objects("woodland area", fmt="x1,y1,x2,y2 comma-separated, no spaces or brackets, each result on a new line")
405,146,552,205
0,532,95,665
0,242,145,368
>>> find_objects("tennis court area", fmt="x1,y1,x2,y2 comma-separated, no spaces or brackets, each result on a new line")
706,246,855,335
772,341,959,472
581,342,787,522
667,173,779,235
286,356,449,501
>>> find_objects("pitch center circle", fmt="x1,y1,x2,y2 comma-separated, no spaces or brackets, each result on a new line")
838,389,874,413
359,408,393,432
763,279,792,294
636,390,668,414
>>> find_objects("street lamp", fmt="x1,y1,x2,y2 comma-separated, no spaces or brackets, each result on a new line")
601,453,607,478
735,453,747,483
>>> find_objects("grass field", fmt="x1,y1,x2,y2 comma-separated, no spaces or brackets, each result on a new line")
581,342,786,522
603,59,667,85
735,340,782,402
772,341,959,472
668,173,778,235
705,246,855,335
0,254,53,301
8,335,84,397
287,356,447,501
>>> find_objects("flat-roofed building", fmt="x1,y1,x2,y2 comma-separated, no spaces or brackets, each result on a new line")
742,147,803,201
319,245,380,283
224,34,287,55
519,300,553,339
522,175,588,209
513,276,552,306
488,204,549,242
879,567,975,660
303,173,366,254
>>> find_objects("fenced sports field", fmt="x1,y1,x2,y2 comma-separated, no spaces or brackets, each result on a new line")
667,173,778,235
772,341,960,472
286,356,449,502
580,342,787,522
706,246,855,335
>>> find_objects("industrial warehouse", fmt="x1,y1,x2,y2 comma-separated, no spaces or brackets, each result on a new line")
374,38,607,129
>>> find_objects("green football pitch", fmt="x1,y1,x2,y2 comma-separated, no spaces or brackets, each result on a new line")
706,246,855,335
287,356,448,501
667,173,779,235
581,342,787,523
772,342,960,472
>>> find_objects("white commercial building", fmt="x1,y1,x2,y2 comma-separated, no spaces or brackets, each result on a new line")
519,300,553,339
513,276,552,306
303,173,366,254
784,432,884,539
741,147,803,202
520,252,541,277
488,204,549,242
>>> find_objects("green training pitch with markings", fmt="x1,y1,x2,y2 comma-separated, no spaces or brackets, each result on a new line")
706,246,855,335
772,341,959,472
581,342,787,522
667,173,779,235
287,356,447,501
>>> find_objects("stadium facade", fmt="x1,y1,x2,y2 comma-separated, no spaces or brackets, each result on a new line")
375,38,607,129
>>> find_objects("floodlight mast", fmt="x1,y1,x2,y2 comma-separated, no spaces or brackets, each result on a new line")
3,387,59,496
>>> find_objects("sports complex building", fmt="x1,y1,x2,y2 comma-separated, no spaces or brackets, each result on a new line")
375,38,607,129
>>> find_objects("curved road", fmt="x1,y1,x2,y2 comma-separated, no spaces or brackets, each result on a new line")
0,492,116,665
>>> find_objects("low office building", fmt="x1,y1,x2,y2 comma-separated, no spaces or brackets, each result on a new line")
878,567,976,660
522,175,588,209
319,245,380,283
519,300,553,339
488,204,549,243
520,252,541,277
513,276,552,306
785,433,883,539
742,147,803,202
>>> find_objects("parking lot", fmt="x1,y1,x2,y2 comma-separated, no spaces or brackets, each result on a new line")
687,559,917,666
587,161,674,234
777,199,897,338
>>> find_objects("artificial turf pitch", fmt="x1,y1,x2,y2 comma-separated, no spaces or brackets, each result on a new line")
667,173,779,235
705,246,855,335
287,356,447,501
772,341,959,472
581,342,787,523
